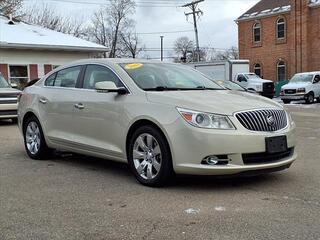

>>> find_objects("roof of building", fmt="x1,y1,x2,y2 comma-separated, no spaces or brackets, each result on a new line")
238,0,291,21
0,15,108,52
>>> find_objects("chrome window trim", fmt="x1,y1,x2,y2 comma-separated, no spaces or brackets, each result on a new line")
42,63,131,94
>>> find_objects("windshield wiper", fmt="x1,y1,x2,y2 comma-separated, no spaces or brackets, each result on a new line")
144,86,224,91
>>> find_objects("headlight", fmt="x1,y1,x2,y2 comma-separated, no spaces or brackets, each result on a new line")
297,88,305,93
177,107,235,129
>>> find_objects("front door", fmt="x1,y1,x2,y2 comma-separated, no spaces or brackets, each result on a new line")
72,64,129,158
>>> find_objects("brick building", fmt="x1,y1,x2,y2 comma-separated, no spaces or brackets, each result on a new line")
237,0,320,82
0,15,107,89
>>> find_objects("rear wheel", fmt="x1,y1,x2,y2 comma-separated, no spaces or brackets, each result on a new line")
23,116,51,160
306,93,314,104
128,125,173,187
283,100,291,104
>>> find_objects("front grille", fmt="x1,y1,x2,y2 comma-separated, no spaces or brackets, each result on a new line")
263,82,275,93
242,148,294,165
0,93,19,98
0,110,17,116
235,109,288,132
0,99,17,104
284,89,297,94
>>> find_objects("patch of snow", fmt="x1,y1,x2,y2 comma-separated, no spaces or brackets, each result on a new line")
184,208,200,214
214,206,226,212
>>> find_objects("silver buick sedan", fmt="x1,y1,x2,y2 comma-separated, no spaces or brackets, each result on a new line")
18,59,297,187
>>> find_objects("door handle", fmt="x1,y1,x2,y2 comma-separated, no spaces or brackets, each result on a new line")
74,103,85,110
39,98,47,104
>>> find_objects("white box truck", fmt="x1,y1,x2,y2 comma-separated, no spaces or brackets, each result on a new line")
189,60,275,98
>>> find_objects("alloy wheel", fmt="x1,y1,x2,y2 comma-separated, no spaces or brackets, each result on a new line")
132,133,162,180
25,121,41,155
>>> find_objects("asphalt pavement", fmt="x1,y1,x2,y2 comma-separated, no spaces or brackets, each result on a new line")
1,104,320,240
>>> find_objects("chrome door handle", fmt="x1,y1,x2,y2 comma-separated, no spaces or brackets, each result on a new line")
74,103,84,110
39,98,47,104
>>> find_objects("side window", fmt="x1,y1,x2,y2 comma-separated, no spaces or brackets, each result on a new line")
45,73,56,86
314,75,320,83
237,74,246,82
83,65,123,89
54,66,81,88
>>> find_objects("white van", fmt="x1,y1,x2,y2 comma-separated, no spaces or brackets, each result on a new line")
234,73,275,99
280,72,320,104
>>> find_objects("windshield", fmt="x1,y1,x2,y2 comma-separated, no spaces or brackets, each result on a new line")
216,80,244,91
290,74,313,83
0,74,10,88
244,73,261,80
120,63,224,91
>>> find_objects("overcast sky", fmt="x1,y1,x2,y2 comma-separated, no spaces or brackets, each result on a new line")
24,0,259,59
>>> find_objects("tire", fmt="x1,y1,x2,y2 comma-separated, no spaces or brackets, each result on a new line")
306,93,314,104
11,118,18,124
128,125,174,187
283,100,291,104
23,116,52,160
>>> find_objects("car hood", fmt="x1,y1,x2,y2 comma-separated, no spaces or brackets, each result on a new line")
281,82,311,89
250,79,273,84
0,88,21,95
146,90,282,115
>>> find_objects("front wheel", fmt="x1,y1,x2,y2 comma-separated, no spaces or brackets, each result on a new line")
306,93,314,104
23,116,52,160
128,125,174,187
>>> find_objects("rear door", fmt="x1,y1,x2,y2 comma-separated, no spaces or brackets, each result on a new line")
39,65,84,144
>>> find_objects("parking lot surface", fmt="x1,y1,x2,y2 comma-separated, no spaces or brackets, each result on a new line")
1,104,320,240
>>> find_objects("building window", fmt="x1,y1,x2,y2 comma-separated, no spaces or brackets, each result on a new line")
277,18,286,39
9,65,29,89
253,22,261,43
254,63,262,77
277,60,286,81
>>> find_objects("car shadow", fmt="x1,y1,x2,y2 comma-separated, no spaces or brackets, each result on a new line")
48,151,288,190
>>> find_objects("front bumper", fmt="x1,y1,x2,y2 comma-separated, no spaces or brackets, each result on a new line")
166,116,296,175
281,94,306,100
0,103,18,119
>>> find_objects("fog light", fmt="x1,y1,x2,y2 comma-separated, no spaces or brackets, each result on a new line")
206,156,219,165
202,155,230,165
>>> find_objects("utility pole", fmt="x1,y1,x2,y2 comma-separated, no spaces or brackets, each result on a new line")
160,36,164,61
182,0,204,62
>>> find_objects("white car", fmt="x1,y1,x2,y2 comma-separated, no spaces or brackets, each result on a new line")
0,73,21,123
280,72,320,104
234,73,275,99
18,59,297,187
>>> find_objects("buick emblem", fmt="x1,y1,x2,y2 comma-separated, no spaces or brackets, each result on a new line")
266,115,275,126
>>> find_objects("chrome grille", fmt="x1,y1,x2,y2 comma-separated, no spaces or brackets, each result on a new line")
235,109,288,132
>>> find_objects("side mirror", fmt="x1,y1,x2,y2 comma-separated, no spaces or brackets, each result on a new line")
313,78,320,84
10,83,18,88
95,81,128,95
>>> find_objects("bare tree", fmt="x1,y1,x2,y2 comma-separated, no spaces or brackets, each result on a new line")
106,0,135,58
120,31,143,58
0,0,23,18
23,3,86,38
90,0,135,58
174,36,194,63
214,46,239,60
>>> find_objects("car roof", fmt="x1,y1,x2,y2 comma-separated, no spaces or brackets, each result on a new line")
295,71,320,75
68,58,168,65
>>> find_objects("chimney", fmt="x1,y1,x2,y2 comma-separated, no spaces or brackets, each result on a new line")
8,14,14,25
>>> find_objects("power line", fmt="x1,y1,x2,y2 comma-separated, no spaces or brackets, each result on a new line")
136,30,193,35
